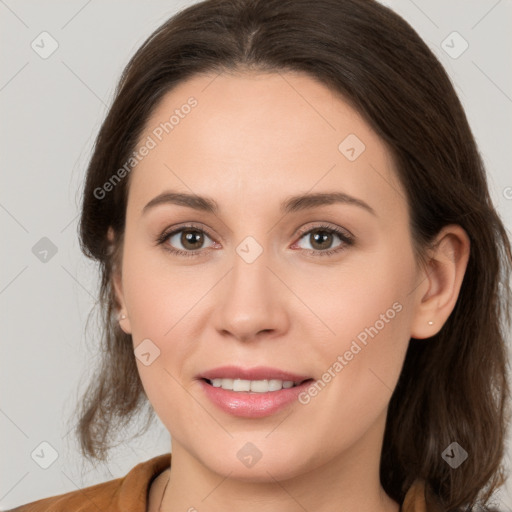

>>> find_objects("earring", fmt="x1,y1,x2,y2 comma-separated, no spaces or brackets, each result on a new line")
119,313,127,321
428,320,434,326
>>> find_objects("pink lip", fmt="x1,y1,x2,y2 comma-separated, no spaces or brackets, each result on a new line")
197,366,314,418
198,365,311,382
198,379,313,418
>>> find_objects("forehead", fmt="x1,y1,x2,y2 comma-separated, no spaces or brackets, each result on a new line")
127,70,405,221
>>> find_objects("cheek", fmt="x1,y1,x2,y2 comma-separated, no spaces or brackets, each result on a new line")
122,251,195,429
309,247,412,337
120,242,205,404
290,267,412,456
299,247,415,395
121,241,199,336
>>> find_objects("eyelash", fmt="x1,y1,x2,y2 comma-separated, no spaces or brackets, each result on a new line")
155,223,355,258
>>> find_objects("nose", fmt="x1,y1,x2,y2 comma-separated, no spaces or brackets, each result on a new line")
211,244,290,343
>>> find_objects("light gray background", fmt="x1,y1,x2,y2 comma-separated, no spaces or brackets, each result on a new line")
1,0,511,509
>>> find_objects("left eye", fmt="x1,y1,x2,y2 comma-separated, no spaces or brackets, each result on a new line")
295,227,345,251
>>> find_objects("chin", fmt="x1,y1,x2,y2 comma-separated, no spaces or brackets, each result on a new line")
196,441,311,483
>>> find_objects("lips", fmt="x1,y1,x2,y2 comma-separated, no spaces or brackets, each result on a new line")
195,366,315,418
198,365,312,383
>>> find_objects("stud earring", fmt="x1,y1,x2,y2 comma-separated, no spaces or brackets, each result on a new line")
428,320,434,326
119,313,127,321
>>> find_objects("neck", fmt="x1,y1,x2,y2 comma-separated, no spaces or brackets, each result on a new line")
158,415,399,512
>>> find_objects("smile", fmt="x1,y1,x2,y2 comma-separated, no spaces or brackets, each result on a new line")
205,378,305,392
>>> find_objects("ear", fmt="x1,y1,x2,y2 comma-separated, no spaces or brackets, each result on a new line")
107,227,132,335
410,224,470,339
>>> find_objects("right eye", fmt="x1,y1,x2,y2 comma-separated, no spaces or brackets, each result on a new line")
156,224,218,257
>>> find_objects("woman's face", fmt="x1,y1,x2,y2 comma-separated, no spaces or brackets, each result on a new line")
114,70,428,480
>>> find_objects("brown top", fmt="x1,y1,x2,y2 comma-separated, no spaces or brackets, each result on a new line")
5,452,438,511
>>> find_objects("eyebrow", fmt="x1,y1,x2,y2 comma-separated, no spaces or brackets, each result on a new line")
142,190,376,217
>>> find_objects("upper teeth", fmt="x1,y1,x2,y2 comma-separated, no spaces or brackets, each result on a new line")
210,378,298,392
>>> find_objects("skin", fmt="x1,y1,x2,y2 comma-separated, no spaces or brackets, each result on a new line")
111,70,470,512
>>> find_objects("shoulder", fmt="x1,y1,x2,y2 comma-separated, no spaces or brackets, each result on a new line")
4,453,172,512
5,476,123,512
402,478,508,512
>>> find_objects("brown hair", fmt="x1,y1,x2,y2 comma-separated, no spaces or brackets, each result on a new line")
74,0,512,508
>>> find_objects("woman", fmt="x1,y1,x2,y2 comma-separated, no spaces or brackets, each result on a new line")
8,0,511,510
